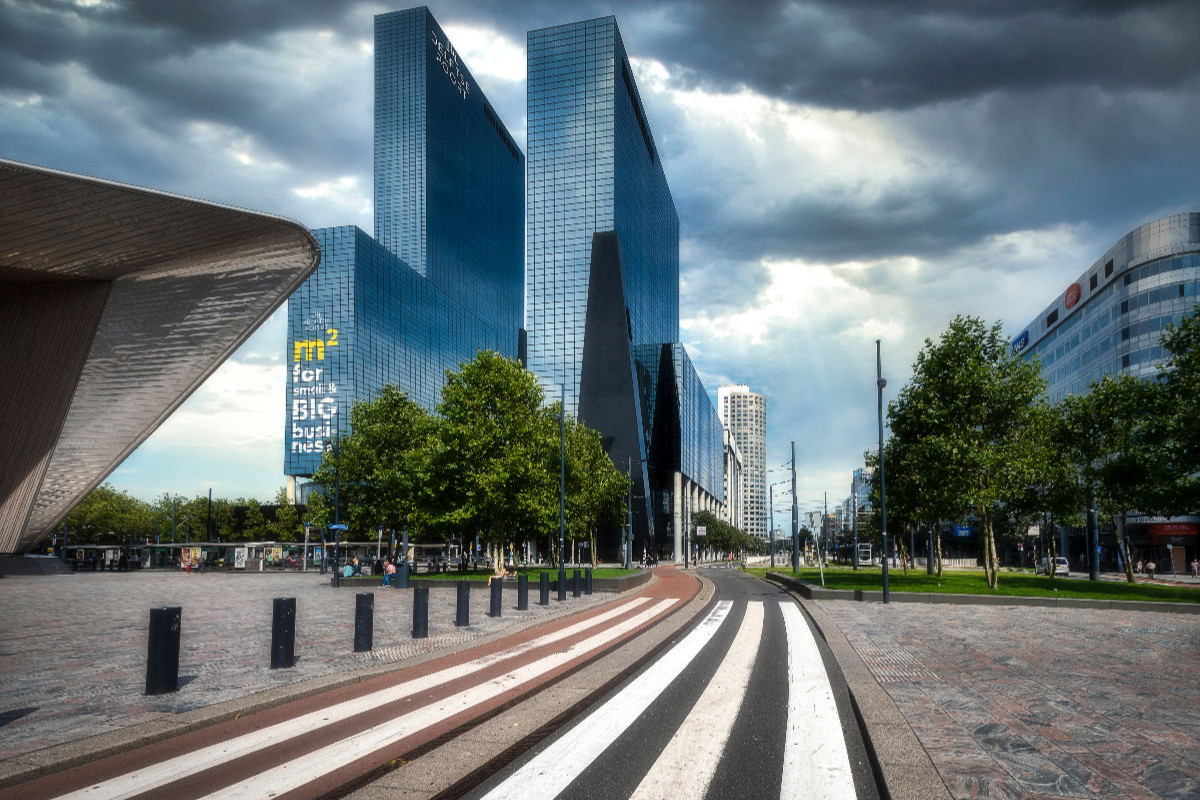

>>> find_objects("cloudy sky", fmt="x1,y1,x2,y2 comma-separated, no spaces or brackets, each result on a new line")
3,0,1197,521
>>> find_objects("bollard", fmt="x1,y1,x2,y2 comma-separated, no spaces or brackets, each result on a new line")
354,593,374,652
540,572,550,606
412,586,429,638
145,606,181,695
397,561,410,589
489,576,502,618
456,581,470,627
270,597,296,669
517,574,529,610
573,569,581,598
558,568,567,601
585,567,593,595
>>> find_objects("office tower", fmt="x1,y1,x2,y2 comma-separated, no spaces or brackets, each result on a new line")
526,17,719,561
285,7,524,483
719,385,767,540
1013,213,1199,572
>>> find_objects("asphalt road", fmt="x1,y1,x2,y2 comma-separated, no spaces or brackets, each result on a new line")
464,565,881,800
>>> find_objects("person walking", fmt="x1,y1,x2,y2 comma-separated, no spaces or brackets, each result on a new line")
1191,557,1198,578
1146,560,1156,580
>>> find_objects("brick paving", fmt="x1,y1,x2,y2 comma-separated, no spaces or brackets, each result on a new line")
0,571,613,760
821,600,1200,800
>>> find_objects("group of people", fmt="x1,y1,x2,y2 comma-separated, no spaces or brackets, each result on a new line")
1134,559,1158,579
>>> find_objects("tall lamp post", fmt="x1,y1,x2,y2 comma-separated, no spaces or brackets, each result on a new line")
556,384,567,599
790,441,799,575
876,339,890,604
324,436,342,588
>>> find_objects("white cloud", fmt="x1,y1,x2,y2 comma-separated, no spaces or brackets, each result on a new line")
442,24,527,83
293,175,372,217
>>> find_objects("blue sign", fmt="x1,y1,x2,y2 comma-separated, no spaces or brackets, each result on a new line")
1011,330,1029,354
953,524,971,538
328,523,349,530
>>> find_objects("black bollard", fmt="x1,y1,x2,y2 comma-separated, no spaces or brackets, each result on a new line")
489,576,502,617
456,581,470,627
517,574,529,610
270,597,296,669
573,569,581,598
354,593,374,652
412,586,429,638
558,568,567,601
145,606,181,695
585,567,593,595
397,561,410,589
540,572,550,606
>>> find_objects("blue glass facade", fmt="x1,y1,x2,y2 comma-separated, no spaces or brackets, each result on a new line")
1014,213,1200,402
526,17,679,416
375,6,525,356
528,17,720,559
285,227,505,475
285,7,524,477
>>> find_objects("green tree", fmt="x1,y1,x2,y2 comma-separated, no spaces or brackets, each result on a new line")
65,484,156,543
1059,375,1167,582
311,385,436,538
427,351,557,574
1158,307,1200,513
564,417,627,566
243,498,268,541
890,316,1048,588
269,487,300,542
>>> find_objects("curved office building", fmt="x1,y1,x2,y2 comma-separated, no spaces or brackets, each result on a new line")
0,158,320,554
1013,212,1200,572
1013,213,1200,401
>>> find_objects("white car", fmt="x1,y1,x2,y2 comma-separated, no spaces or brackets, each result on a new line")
1036,556,1069,577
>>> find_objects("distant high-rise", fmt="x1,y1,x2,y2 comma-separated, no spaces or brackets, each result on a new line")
285,6,524,482
526,17,719,561
719,385,767,540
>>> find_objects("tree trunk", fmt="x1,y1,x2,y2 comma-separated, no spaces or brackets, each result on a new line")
589,530,597,567
1119,512,1135,584
982,513,999,589
934,527,943,577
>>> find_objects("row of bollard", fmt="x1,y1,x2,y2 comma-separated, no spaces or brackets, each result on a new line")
145,569,594,695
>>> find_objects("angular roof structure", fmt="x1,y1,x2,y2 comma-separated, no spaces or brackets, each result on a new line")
0,158,320,553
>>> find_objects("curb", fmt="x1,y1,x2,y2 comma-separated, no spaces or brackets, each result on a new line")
332,569,654,593
765,572,1200,614
0,573,661,791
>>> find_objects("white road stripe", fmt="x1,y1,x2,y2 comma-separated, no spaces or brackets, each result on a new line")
479,600,735,800
780,602,856,800
630,600,764,800
55,596,655,800
198,598,679,800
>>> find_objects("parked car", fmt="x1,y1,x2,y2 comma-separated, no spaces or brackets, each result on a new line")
1036,556,1070,576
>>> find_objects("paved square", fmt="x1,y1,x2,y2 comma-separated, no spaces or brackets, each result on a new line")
822,601,1200,800
0,571,609,759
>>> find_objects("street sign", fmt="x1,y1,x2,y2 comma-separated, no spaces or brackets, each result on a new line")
696,526,707,537
329,523,349,530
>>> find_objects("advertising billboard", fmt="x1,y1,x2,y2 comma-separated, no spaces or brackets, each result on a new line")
285,299,350,476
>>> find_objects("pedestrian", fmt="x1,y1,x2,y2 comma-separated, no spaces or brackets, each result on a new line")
1146,561,1156,579
381,559,396,587
1136,559,1143,575
1192,558,1199,578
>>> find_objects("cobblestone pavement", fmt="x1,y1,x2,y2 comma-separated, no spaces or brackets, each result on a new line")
821,600,1200,800
0,571,613,760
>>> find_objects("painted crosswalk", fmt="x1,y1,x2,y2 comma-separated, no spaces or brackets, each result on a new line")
30,591,864,800
475,599,861,800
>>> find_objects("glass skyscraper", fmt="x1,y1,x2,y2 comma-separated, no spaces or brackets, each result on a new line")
285,7,524,480
526,17,679,416
527,17,720,561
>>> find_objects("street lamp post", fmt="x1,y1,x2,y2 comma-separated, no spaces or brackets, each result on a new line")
876,339,890,604
790,441,799,575
557,384,566,599
625,457,633,570
325,436,342,588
